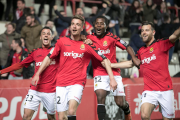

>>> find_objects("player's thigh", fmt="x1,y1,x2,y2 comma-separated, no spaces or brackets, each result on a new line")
58,111,68,120
24,90,41,112
67,84,84,104
159,90,175,119
162,116,173,120
114,96,125,107
68,99,79,115
141,102,155,118
23,108,35,119
94,76,110,92
41,92,56,115
95,89,108,104
140,91,158,118
56,86,68,112
113,76,125,96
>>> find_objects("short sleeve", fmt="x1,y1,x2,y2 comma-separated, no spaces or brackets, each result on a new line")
159,38,175,52
110,33,127,50
86,44,106,62
20,50,35,67
47,38,62,59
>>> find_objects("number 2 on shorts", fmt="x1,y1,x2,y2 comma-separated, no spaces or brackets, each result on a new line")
95,76,101,83
25,95,33,101
57,96,61,104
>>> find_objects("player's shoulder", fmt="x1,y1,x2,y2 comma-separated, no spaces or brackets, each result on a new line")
137,46,146,54
157,37,169,42
105,32,120,41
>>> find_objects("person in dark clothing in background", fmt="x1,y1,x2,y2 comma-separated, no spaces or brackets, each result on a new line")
38,0,55,19
5,0,17,21
53,3,107,35
54,10,69,36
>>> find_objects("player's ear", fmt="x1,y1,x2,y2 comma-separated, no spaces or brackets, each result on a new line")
152,30,156,36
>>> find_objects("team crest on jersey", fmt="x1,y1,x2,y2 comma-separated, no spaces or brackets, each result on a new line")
19,56,21,60
80,44,85,50
103,41,108,46
150,47,154,53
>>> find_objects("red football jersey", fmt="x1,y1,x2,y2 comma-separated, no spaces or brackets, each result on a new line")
20,47,59,93
137,38,175,91
10,51,23,77
48,36,106,87
87,32,127,77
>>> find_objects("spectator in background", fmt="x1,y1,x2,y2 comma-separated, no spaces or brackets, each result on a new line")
0,23,20,69
54,10,69,36
128,0,143,23
21,14,42,52
119,0,127,26
1,38,34,79
89,5,98,17
38,0,55,19
128,0,143,34
5,0,17,21
156,1,170,26
106,0,121,37
20,37,28,51
29,6,41,24
127,27,145,60
13,0,25,22
15,7,31,34
143,0,157,23
0,1,4,20
53,3,107,35
45,19,58,46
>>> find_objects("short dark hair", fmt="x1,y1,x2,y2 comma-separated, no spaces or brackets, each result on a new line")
163,14,170,23
7,23,16,29
95,16,109,26
141,21,155,30
72,15,85,26
26,14,35,19
45,19,54,25
40,26,53,35
17,0,25,4
13,38,22,46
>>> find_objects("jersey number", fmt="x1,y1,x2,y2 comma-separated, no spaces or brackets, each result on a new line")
26,95,33,101
95,76,101,83
57,96,61,104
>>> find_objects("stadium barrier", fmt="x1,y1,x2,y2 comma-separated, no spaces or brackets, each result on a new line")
0,78,180,120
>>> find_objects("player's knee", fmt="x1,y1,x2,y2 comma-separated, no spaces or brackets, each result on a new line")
97,95,105,104
22,114,31,120
58,116,67,120
68,108,76,116
115,99,125,108
141,112,150,120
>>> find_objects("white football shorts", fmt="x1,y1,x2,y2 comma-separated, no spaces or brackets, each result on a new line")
24,89,56,115
56,84,84,112
94,75,125,96
140,90,175,118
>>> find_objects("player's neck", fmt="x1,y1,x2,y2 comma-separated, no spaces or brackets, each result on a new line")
16,46,22,54
71,34,81,41
96,32,106,38
42,44,51,48
146,37,155,47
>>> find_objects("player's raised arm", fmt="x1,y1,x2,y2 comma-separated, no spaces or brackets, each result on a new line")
169,27,180,43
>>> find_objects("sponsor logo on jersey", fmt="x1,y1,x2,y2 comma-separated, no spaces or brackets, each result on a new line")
150,47,154,53
64,51,84,58
103,41,108,46
80,44,85,50
141,54,156,64
50,47,54,54
36,59,56,66
98,48,110,54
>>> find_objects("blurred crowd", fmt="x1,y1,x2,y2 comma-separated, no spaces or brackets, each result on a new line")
0,0,180,80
